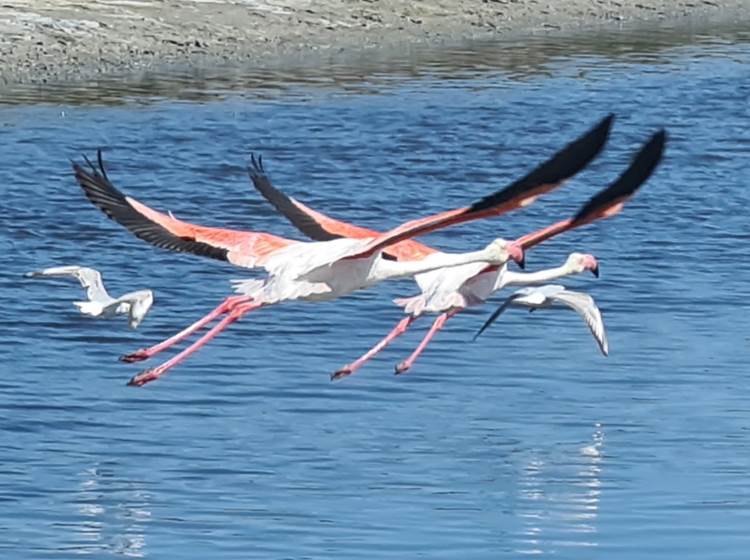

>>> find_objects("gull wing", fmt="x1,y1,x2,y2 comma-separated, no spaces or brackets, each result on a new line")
550,289,609,356
111,289,155,329
26,265,111,302
472,288,541,340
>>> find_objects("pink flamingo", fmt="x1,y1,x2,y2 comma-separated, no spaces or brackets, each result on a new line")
247,128,665,377
72,116,609,386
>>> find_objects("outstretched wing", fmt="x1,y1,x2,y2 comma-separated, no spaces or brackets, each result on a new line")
72,151,295,269
113,289,154,329
72,267,110,302
517,129,666,250
551,289,609,356
346,114,614,259
247,154,437,261
472,290,535,340
25,265,111,302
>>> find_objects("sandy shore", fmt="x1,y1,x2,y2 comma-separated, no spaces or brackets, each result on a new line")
0,0,747,86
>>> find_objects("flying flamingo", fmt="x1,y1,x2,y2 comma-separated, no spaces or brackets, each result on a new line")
473,284,609,356
71,116,609,386
247,128,665,377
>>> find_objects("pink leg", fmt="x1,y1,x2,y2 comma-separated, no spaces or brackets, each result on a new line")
331,315,418,381
127,301,261,387
395,309,460,375
120,295,251,363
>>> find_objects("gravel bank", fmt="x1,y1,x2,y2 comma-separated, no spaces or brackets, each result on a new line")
0,0,747,86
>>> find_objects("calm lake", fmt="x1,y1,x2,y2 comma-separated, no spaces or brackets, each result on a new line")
1,21,749,559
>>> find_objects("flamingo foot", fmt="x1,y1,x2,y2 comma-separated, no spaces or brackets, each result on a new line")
394,361,411,375
127,367,164,387
330,366,353,381
120,349,150,363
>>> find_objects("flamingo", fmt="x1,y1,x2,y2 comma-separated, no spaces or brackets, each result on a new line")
25,265,154,329
247,128,665,377
473,284,609,356
71,116,609,386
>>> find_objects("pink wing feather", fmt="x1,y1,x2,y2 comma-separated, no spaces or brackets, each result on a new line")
73,151,294,268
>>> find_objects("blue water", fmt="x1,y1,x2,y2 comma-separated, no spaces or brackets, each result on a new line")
1,25,750,559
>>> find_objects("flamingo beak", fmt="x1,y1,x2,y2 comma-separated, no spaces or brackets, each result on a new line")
584,255,600,277
509,243,525,269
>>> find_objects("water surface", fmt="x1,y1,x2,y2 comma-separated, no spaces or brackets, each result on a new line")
1,23,749,559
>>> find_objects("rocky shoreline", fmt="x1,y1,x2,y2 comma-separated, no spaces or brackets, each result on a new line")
0,0,747,87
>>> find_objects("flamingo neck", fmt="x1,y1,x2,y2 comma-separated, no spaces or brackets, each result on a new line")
495,261,573,291
374,246,502,282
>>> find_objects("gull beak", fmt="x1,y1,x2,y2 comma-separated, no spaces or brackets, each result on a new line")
509,243,525,270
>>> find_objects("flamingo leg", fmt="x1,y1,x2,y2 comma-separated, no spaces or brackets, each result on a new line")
120,295,251,363
331,315,418,381
127,301,261,387
394,309,460,375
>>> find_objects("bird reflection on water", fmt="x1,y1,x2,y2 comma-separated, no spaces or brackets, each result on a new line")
71,466,151,557
515,424,605,555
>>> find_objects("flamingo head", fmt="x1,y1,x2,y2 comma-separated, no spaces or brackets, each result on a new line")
567,252,599,277
489,238,525,269
508,241,526,269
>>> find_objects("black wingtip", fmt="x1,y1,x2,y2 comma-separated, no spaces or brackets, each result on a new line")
246,155,346,243
72,150,230,263
76,148,108,179
472,316,493,341
82,155,95,174
248,152,266,179
96,148,108,180
467,114,615,213
571,128,667,225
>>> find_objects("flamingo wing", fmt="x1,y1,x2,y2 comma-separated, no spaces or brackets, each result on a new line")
247,154,437,261
72,151,295,269
345,114,614,260
570,129,666,227
517,129,666,250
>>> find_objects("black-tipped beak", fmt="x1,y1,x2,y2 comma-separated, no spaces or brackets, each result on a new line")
508,243,525,270
591,265,600,278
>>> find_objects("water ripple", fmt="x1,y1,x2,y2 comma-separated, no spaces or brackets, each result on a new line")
0,23,749,560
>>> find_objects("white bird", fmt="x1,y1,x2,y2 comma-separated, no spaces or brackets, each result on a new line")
473,284,609,356
247,124,665,377
25,266,154,329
